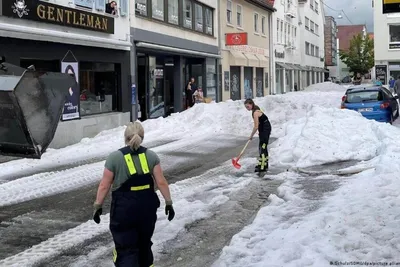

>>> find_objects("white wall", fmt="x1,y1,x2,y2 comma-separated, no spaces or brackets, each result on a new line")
298,0,325,68
0,0,131,50
131,0,218,47
272,0,301,65
374,0,400,61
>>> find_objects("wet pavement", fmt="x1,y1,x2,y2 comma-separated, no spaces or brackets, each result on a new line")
0,136,266,262
0,136,360,267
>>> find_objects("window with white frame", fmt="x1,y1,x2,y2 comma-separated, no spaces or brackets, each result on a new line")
262,16,266,35
284,23,287,44
237,5,242,27
205,8,213,35
310,0,313,9
310,21,315,32
316,46,319,57
254,13,259,32
305,17,309,29
315,1,319,13
195,3,203,32
227,0,232,24
280,20,283,43
168,0,179,25
389,25,400,48
183,0,192,29
305,42,310,55
311,44,315,56
288,24,291,44
315,23,319,34
152,0,164,21
277,19,280,41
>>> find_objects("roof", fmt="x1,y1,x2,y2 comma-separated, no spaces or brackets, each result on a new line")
337,25,365,52
368,32,374,39
245,0,276,12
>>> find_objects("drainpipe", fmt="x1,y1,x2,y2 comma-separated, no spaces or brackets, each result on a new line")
217,0,222,102
269,12,274,95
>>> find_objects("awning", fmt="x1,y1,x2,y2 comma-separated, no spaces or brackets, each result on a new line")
295,65,306,71
276,62,292,69
255,54,269,68
229,50,247,66
244,53,259,67
289,64,301,70
136,42,222,58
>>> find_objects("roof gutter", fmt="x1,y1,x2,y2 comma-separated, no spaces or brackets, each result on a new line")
244,0,277,12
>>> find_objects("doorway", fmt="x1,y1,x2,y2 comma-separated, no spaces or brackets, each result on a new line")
230,66,241,100
164,65,174,116
137,55,147,121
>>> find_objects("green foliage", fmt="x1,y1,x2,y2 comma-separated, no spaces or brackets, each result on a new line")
338,33,374,75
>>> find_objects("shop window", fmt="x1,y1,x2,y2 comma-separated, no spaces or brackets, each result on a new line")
148,57,165,119
79,62,118,116
168,0,179,25
389,25,400,49
136,0,147,16
195,4,203,32
205,8,213,35
206,58,217,100
152,0,164,21
183,0,193,29
316,46,319,57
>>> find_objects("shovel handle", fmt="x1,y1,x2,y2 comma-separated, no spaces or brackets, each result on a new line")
236,140,251,160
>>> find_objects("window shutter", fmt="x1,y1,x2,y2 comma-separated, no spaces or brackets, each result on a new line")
95,0,105,11
120,0,128,16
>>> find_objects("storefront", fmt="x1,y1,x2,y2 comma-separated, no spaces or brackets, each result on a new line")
222,33,270,101
131,28,220,120
0,0,131,148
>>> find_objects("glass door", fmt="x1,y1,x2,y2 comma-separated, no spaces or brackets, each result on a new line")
148,56,165,119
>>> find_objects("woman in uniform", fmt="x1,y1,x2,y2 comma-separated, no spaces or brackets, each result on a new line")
244,98,272,172
92,121,175,267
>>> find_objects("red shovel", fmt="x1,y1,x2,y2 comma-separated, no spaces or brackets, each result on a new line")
232,140,251,169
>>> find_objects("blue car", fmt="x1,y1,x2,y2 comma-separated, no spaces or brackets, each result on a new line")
341,85,399,124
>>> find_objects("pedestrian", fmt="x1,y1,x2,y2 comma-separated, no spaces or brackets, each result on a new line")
92,121,175,267
394,76,400,97
192,87,204,104
244,99,272,173
389,76,395,91
185,77,197,108
353,73,362,85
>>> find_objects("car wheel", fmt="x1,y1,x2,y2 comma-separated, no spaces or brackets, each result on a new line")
396,108,399,119
390,113,394,124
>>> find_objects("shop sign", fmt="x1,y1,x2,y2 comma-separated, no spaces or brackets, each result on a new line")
226,33,248,46
3,0,114,34
227,45,268,56
275,50,285,59
375,65,387,85
383,0,400,14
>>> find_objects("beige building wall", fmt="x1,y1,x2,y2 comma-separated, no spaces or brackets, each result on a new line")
220,0,273,101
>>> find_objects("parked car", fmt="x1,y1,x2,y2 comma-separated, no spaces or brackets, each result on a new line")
341,85,399,124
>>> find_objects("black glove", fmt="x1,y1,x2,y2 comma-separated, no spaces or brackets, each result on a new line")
165,200,175,221
93,203,102,224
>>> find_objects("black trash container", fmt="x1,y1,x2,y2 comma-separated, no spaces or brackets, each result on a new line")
0,63,76,159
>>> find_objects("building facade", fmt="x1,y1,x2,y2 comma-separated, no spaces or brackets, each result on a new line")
297,0,326,88
132,0,220,120
324,16,337,79
272,0,326,94
374,0,400,85
219,0,274,101
0,0,132,148
272,0,300,94
337,24,366,80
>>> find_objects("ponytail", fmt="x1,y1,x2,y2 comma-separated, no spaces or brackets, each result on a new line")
127,134,142,150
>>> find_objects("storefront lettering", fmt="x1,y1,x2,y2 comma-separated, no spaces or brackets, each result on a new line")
228,45,268,56
275,50,285,59
37,4,108,31
2,0,114,34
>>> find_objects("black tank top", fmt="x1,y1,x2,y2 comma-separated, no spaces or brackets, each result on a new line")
252,105,270,125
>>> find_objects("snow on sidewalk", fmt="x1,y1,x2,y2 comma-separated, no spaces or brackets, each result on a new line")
214,105,400,267
0,82,345,180
0,158,256,267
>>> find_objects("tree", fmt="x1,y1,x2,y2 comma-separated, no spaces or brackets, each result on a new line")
339,33,374,75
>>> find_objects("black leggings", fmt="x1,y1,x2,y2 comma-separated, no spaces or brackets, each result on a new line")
258,126,271,170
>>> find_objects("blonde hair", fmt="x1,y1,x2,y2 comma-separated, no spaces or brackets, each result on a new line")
124,121,144,150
